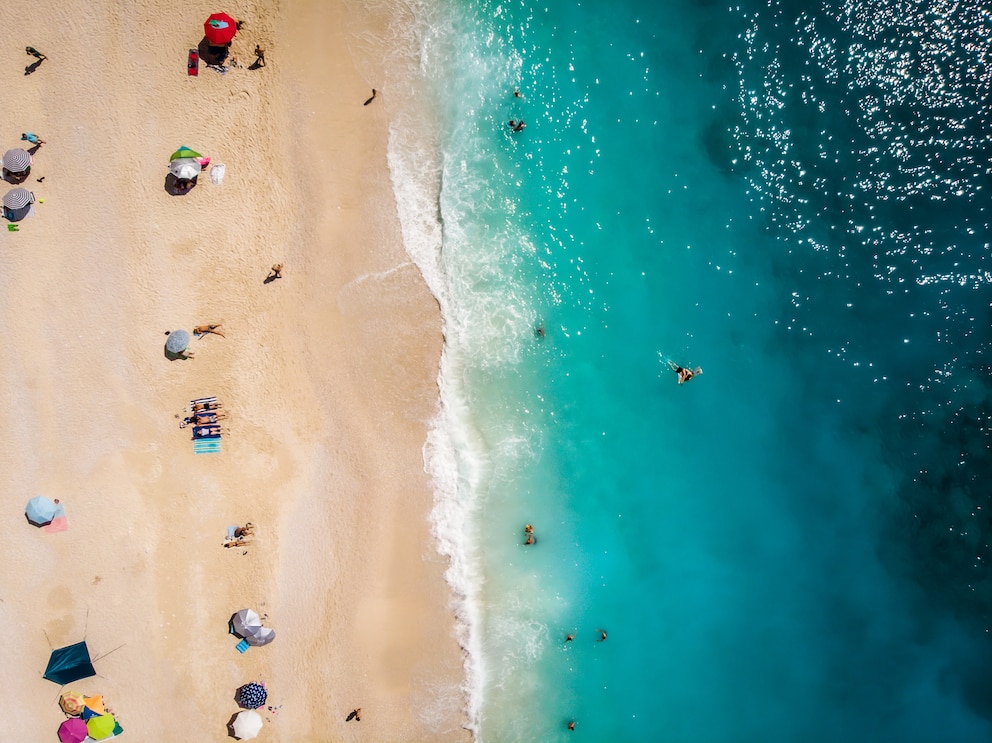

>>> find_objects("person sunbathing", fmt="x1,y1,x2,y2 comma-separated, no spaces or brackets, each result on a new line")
193,426,222,438
186,411,228,426
235,522,254,538
194,323,225,338
192,401,222,412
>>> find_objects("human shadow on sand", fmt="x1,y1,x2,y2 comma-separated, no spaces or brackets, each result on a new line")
164,173,197,196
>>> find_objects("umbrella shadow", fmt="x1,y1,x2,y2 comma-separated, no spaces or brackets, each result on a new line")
24,59,44,76
2,169,29,184
164,173,197,196
198,38,230,66
225,712,239,739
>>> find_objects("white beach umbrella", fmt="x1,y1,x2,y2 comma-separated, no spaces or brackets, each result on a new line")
230,609,263,638
232,709,263,740
170,158,201,180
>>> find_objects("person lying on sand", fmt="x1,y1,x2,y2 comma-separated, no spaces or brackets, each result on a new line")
183,411,228,427
668,360,701,384
192,401,222,412
193,323,225,338
235,523,254,538
193,426,222,437
223,538,253,549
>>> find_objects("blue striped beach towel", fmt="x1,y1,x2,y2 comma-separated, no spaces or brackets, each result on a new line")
193,438,221,454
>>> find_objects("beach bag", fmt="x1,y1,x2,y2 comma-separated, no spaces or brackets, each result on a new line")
210,163,226,185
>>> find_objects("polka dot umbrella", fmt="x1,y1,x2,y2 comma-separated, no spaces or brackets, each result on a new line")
236,681,267,709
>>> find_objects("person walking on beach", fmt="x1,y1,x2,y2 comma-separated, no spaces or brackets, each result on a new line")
267,263,283,282
364,88,378,106
346,708,362,722
21,132,45,146
668,359,701,384
25,47,47,60
253,45,266,67
194,323,225,338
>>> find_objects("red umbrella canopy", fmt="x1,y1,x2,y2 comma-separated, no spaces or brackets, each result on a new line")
204,13,237,45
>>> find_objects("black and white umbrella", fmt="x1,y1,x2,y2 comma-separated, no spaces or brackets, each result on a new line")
2,148,31,173
236,682,268,709
165,329,190,354
3,187,33,210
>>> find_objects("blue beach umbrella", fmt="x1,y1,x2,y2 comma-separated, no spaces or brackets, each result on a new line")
26,495,58,526
165,329,191,355
236,681,267,709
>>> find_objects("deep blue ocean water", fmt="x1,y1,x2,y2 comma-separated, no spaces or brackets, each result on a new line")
388,0,992,740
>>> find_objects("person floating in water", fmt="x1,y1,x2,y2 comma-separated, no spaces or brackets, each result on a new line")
507,119,526,132
668,359,702,384
524,523,536,545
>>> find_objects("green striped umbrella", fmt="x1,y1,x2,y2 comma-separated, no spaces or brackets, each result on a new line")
170,146,202,161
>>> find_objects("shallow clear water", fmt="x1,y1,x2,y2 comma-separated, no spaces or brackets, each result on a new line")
388,0,992,740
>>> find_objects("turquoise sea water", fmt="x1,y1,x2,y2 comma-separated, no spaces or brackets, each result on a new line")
388,0,992,740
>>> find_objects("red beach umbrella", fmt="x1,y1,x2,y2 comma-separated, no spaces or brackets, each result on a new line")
204,13,237,45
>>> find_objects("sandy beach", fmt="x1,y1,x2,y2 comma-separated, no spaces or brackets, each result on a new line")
0,1,467,741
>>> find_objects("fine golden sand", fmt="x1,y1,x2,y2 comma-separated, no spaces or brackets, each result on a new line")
0,1,467,741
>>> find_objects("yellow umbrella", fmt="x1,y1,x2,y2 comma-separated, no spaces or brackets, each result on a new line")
86,714,116,741
59,691,86,716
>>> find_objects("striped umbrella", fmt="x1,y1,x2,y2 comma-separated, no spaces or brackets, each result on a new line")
204,13,238,45
58,718,88,743
3,187,33,210
236,681,267,709
59,690,87,716
232,709,263,740
2,148,31,173
165,329,191,354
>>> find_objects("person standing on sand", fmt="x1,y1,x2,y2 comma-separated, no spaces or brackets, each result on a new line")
21,132,45,146
364,89,378,106
346,708,362,722
253,45,266,67
267,263,283,281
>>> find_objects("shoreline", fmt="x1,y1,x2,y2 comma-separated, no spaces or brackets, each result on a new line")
0,0,469,741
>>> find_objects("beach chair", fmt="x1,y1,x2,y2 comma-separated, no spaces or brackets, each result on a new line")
235,639,250,653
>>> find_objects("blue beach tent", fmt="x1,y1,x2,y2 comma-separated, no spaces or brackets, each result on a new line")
44,641,96,685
